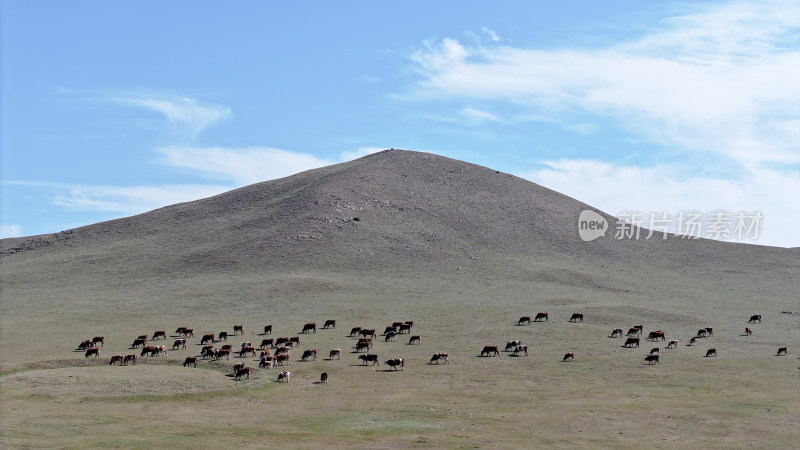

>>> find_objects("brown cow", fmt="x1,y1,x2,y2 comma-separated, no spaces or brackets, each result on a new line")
518,316,531,326
398,323,412,334
777,347,788,356
563,352,575,362
201,334,215,345
611,328,624,338
355,341,370,352
359,329,376,339
623,338,640,348
384,326,397,336
302,323,316,334
239,346,256,358
705,348,717,357
152,330,166,340
234,367,251,380
481,346,500,356
180,328,194,337
85,347,100,358
384,358,405,370
233,325,244,335
408,335,421,345
218,332,228,342
183,357,197,367
260,338,275,349
275,337,290,347
569,313,584,323
215,349,231,361
745,327,753,336
275,354,291,366
92,336,105,347
534,312,549,322
645,354,660,364
175,327,188,335
329,349,341,360
323,320,336,329
109,355,124,366
648,331,666,341
289,336,301,346
123,354,137,365
627,328,641,337
301,349,317,361
349,327,362,337
141,346,156,356
263,325,273,335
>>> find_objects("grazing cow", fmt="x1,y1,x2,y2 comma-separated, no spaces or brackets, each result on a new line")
329,349,341,360
130,338,146,349
152,346,167,357
260,349,272,358
404,321,414,328
514,345,528,357
633,325,643,333
85,347,100,358
349,327,362,337
275,337,290,347
201,334,215,345
563,352,575,362
172,339,187,350
301,349,317,361
215,349,231,361
627,328,641,337
534,312,549,322
623,338,640,348
175,327,188,335
611,328,624,338
109,355,125,366
302,323,316,334
392,321,404,328
276,346,290,355
569,313,584,323
152,330,166,340
697,329,708,338
201,346,215,359
384,331,398,342
667,340,678,349
183,357,197,367
355,341,370,352
234,367,251,380
518,316,532,326
263,325,273,335
745,327,752,336
233,363,246,373
777,347,788,356
275,354,291,366
650,347,660,355
430,353,449,364
689,337,696,346
218,332,228,342
141,346,156,357
358,354,379,366
221,344,233,353
78,340,93,351
705,327,713,336
180,328,194,337
645,354,660,364
239,346,256,358
384,326,397,336
233,325,244,335
137,335,148,341
384,358,405,370
359,329,376,339
748,314,762,323
277,371,290,382
504,340,522,352
705,348,717,357
398,323,412,334
320,372,328,383
260,339,275,349
289,336,301,346
259,356,275,369
481,346,500,357
358,338,374,349
408,335,421,345
92,336,105,347
323,320,336,329
648,331,666,341
123,354,137,366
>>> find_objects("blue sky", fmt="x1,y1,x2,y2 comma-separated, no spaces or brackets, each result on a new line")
2,1,798,247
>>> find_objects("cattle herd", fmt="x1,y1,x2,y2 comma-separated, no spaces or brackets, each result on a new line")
74,312,790,383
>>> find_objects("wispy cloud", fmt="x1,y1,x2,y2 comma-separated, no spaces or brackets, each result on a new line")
409,0,800,167
118,95,231,136
0,225,23,239
50,183,232,214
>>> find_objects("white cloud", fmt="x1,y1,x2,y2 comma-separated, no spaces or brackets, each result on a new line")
120,96,231,136
158,146,333,186
51,184,232,214
409,0,800,167
521,160,800,247
460,107,502,124
0,225,23,238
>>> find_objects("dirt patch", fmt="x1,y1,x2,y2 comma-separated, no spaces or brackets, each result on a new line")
1,365,231,397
